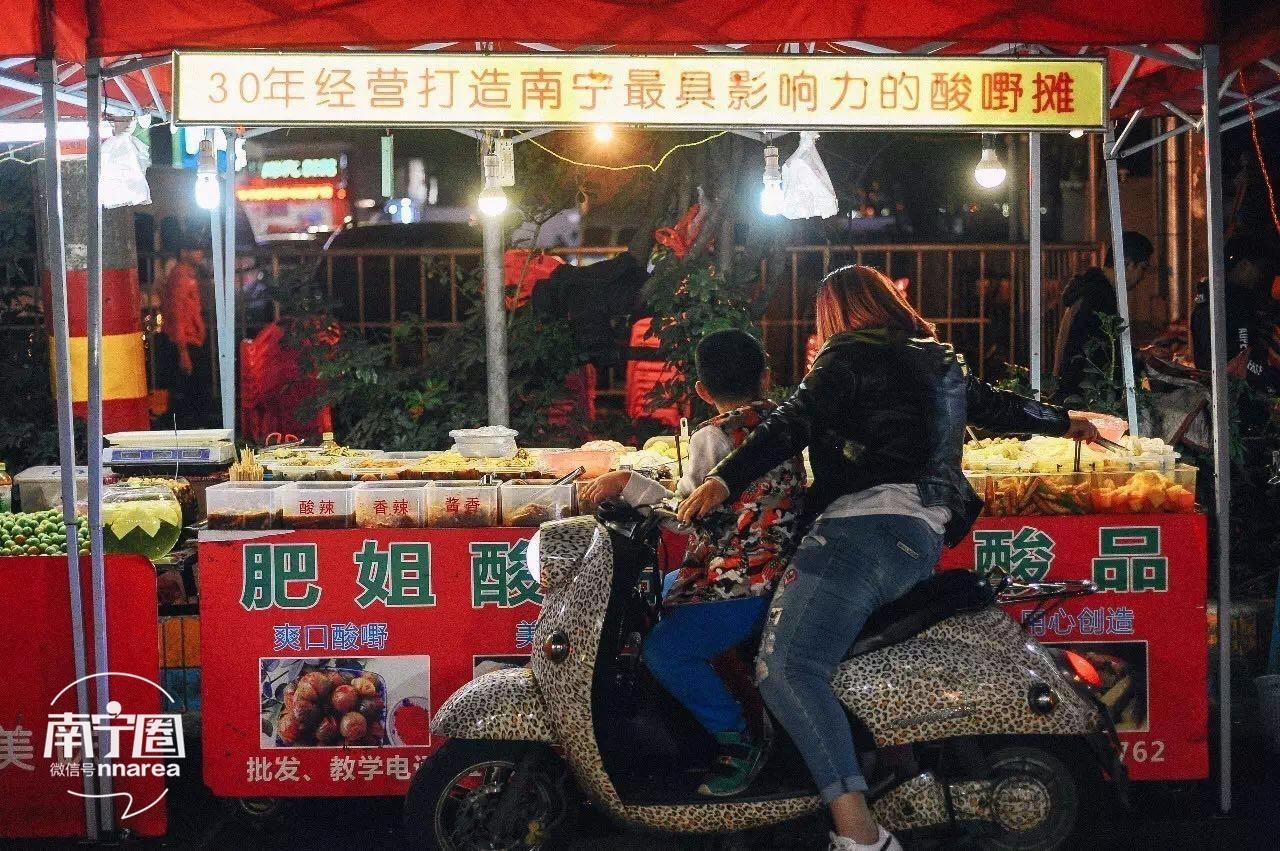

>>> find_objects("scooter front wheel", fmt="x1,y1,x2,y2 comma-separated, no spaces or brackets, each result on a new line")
405,740,571,851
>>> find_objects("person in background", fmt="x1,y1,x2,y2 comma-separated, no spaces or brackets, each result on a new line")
583,329,805,798
1191,236,1280,390
1053,231,1154,401
679,266,1097,851
154,233,212,426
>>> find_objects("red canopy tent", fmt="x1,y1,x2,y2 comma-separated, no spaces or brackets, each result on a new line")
1,0,1216,59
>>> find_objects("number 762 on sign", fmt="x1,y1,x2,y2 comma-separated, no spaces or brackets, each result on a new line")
1119,739,1165,763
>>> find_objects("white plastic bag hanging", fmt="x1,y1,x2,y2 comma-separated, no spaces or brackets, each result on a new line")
99,131,151,208
781,132,838,220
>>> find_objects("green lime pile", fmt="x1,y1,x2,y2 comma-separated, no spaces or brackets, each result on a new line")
0,509,89,557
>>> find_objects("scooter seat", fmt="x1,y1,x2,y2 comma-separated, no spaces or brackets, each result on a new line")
845,570,994,658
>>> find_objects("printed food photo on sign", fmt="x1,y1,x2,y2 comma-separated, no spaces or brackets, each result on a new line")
1051,640,1150,731
260,656,431,748
473,654,531,680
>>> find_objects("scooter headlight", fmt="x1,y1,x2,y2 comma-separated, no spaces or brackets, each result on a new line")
525,531,541,584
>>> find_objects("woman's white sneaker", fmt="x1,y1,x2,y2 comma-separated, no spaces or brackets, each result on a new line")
827,826,904,851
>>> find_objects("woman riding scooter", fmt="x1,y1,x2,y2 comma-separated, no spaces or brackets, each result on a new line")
680,265,1099,851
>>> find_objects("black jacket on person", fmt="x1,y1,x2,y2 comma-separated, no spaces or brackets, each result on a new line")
530,251,649,366
1191,278,1280,396
1191,278,1258,371
710,329,1071,547
1053,267,1118,401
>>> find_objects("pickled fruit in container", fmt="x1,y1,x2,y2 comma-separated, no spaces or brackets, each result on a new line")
425,482,498,527
102,484,183,560
500,480,576,527
206,481,288,530
281,482,356,529
354,482,427,528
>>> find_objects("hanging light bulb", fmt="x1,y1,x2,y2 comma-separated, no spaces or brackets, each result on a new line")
477,153,508,217
760,144,784,216
973,135,1007,189
194,138,220,210
136,113,153,129
1069,128,1085,139
593,124,614,143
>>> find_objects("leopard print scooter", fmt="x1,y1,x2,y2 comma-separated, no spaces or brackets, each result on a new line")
409,511,1126,850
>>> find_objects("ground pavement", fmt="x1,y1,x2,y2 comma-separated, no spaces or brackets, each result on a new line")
4,721,1278,850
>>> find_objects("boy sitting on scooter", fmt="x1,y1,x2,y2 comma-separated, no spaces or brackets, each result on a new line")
583,329,805,797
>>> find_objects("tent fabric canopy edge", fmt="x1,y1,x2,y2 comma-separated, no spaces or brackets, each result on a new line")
2,0,1221,62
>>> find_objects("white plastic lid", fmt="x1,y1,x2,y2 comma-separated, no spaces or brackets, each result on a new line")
449,426,518,440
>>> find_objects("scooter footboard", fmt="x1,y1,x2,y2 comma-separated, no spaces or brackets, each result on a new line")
432,667,555,743
832,611,1099,748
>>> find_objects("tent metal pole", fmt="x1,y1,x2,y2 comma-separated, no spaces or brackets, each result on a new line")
1101,121,1141,437
206,129,230,432
1117,119,1197,160
1029,132,1043,399
37,56,99,840
483,212,509,426
84,56,115,834
1110,108,1145,158
1200,42,1233,816
1087,134,1099,243
221,129,237,440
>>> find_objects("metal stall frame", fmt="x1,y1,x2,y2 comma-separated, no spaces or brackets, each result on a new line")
24,4,171,839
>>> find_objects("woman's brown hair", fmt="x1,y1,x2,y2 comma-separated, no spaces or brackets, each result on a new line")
814,265,937,342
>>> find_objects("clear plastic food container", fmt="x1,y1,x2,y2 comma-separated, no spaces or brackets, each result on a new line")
354,481,427,528
538,448,616,479
346,460,412,482
425,481,498,527
263,463,350,482
968,466,1198,516
280,482,356,529
449,427,518,459
500,480,577,527
206,482,288,530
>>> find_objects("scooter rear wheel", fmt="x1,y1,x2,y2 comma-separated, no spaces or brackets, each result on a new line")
405,740,570,851
978,745,1079,851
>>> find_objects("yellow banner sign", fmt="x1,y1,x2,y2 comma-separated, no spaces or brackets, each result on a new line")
175,52,1105,130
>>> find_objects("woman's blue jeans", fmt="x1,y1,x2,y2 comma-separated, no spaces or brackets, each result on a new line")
756,514,942,804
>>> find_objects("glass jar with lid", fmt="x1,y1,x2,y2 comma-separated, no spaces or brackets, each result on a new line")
102,484,183,561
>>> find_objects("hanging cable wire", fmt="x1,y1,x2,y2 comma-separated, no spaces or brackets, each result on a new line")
0,117,173,167
525,131,727,173
0,139,47,166
1237,73,1280,240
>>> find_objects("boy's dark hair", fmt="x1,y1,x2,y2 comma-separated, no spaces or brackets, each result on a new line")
1104,231,1154,267
695,329,767,402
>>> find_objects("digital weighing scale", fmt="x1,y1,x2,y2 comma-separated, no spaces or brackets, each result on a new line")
104,429,236,473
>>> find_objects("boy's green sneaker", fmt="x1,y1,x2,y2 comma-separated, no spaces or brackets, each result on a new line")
697,730,768,797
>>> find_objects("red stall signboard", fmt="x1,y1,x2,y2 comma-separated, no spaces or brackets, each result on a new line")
200,529,540,797
939,513,1209,781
